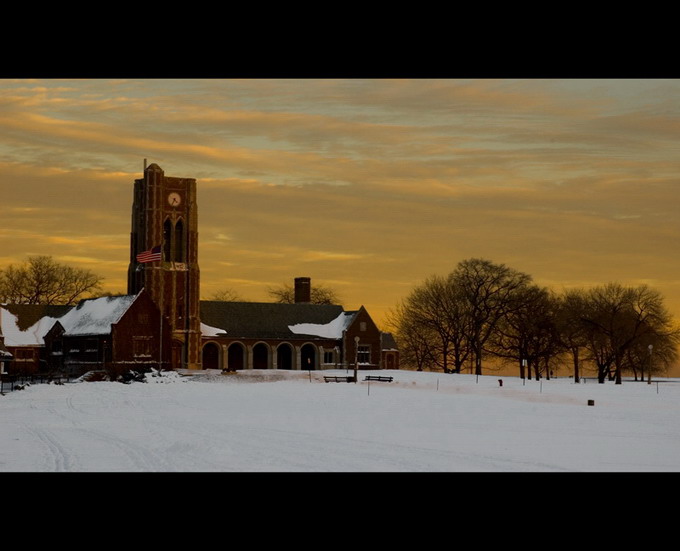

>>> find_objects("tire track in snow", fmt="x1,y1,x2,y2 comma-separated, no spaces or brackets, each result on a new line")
18,384,171,471
61,385,176,471
24,424,78,472
72,427,173,471
186,421,575,472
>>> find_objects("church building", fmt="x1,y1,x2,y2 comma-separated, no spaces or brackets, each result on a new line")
0,163,398,376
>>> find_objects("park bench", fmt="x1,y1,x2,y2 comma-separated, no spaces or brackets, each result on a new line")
324,376,355,383
363,375,393,383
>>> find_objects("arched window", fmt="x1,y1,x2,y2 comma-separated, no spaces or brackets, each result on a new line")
174,218,185,262
163,219,172,261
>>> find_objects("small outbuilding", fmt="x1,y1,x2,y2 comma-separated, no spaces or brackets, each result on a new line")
0,304,71,375
43,290,172,377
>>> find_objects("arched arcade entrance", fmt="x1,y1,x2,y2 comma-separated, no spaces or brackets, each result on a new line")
300,343,317,371
252,342,270,369
277,343,294,370
227,342,246,371
202,342,221,370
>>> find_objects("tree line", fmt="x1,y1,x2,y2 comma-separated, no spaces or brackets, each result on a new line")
0,255,103,306
4,255,677,383
387,258,680,384
209,281,342,305
1,256,342,308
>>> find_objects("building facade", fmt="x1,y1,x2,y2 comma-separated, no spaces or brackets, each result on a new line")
199,285,394,372
43,291,172,376
127,163,201,370
0,163,398,375
0,304,72,375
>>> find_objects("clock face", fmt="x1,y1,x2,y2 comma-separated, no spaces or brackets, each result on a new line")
168,192,181,207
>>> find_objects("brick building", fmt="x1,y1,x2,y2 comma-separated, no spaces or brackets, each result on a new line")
199,278,390,372
0,304,71,375
0,163,398,375
43,290,172,376
127,162,201,370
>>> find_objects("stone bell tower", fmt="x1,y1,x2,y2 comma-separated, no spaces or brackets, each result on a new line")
127,162,201,370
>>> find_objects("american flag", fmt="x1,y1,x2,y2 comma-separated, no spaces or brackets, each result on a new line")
136,245,162,263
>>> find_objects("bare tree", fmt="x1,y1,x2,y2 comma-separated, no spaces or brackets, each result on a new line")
555,289,591,383
489,285,562,380
391,260,679,384
401,275,473,373
267,282,342,305
208,288,246,302
0,255,103,306
385,301,437,372
389,258,531,375
451,258,532,376
623,329,680,381
579,283,677,384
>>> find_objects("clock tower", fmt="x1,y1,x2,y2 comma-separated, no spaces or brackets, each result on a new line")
127,162,201,370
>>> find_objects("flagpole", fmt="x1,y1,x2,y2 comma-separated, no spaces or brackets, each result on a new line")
159,239,164,372
136,243,163,371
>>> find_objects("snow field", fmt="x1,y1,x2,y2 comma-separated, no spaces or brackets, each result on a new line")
1,369,679,472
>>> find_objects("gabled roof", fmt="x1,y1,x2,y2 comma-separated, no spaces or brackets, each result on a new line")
0,305,71,346
0,296,140,344
199,301,347,340
1,304,72,332
56,294,138,336
381,332,398,351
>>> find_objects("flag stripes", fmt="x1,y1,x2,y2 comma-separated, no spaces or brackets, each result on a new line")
136,245,162,263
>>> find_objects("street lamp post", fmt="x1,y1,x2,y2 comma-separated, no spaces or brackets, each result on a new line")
648,344,653,385
354,336,360,383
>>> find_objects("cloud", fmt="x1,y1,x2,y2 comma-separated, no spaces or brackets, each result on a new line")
300,250,372,262
1,78,679,329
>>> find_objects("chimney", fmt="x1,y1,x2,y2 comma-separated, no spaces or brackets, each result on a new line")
294,277,311,303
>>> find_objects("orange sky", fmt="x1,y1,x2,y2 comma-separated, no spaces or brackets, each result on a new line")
1,78,679,372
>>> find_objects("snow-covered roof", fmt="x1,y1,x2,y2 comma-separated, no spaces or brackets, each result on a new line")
57,294,138,336
199,301,346,340
201,322,226,337
0,307,63,346
288,311,356,339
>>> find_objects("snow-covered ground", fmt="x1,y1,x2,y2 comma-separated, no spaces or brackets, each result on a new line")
1,369,679,472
